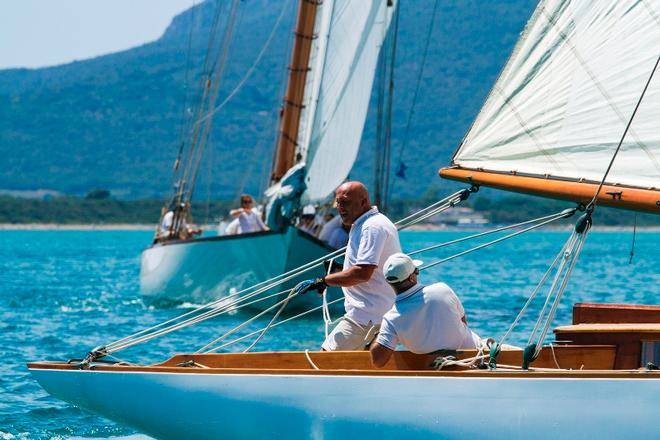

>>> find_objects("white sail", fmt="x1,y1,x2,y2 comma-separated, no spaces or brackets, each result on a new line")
298,0,396,203
453,0,660,190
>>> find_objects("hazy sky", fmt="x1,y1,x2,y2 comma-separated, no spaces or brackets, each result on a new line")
0,0,196,69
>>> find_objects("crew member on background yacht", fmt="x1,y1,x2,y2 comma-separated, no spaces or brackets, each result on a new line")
369,253,482,367
158,202,201,241
298,205,317,235
229,194,269,234
294,181,401,350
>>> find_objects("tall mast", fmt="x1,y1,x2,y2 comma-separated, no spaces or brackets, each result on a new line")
270,0,318,184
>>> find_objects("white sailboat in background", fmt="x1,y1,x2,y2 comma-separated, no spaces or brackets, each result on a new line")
30,1,660,439
140,0,397,308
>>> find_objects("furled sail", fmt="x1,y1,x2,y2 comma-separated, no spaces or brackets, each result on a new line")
298,0,397,203
450,0,660,191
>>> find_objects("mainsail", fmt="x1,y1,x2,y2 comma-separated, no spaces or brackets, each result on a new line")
298,0,397,203
443,0,660,208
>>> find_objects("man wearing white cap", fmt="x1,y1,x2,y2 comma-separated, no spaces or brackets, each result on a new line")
370,253,482,367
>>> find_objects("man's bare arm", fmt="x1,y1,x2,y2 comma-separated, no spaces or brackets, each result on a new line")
324,264,376,287
369,341,394,368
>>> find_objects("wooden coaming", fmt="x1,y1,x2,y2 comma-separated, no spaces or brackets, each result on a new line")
27,345,625,377
555,324,660,369
439,167,660,214
573,303,660,324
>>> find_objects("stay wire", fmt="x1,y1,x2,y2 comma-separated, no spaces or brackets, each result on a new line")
587,54,659,209
408,208,575,257
390,0,439,198
196,0,291,126
419,209,575,272
533,230,590,358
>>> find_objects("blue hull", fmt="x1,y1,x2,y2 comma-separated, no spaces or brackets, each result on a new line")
30,365,660,440
140,227,343,312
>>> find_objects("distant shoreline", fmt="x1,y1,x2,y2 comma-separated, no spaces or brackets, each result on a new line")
0,223,658,232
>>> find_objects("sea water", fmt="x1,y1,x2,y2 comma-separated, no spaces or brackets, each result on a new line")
0,230,658,438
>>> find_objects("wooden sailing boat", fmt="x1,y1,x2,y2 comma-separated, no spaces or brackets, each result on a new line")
29,1,660,438
140,0,397,308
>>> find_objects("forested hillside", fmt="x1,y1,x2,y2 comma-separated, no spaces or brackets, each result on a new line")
0,0,536,200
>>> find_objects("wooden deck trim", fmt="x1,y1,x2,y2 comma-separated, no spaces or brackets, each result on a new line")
26,361,660,379
555,324,660,333
27,345,626,377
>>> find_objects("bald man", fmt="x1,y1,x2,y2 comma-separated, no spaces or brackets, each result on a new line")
295,181,401,350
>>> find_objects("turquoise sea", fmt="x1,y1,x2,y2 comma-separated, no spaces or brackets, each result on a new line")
1,229,658,438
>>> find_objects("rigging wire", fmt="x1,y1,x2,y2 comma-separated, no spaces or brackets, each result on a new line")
381,3,400,213
194,0,291,126
586,54,660,209
389,0,439,197
629,213,637,264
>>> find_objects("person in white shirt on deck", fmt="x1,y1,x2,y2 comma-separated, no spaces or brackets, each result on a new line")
370,253,482,367
229,194,269,234
294,181,401,351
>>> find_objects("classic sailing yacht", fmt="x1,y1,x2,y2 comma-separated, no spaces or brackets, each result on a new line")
140,0,397,308
29,1,659,438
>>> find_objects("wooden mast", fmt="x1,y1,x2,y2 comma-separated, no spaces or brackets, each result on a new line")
271,0,319,184
440,167,660,215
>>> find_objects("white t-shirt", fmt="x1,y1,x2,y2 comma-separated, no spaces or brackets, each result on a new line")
376,282,481,354
238,209,266,233
159,211,174,235
343,207,401,325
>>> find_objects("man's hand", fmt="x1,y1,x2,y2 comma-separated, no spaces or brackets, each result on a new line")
293,277,327,295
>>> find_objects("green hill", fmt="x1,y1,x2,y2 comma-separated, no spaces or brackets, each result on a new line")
0,0,536,201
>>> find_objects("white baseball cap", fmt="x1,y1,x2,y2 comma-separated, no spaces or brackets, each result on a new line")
383,253,423,283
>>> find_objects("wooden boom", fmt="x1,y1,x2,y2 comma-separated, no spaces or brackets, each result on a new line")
440,167,660,215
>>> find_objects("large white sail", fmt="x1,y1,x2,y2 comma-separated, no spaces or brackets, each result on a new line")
453,0,660,190
298,0,397,203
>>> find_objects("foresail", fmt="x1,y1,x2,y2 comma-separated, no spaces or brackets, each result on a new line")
298,0,396,203
452,0,660,191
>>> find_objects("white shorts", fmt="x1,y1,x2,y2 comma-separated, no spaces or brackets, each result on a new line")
321,316,380,351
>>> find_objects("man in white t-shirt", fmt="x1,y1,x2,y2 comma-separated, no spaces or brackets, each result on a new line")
370,253,482,367
230,194,269,234
294,181,401,350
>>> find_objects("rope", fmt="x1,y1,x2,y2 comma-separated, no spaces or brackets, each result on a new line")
242,288,296,352
304,349,320,370
322,257,337,338
204,297,345,353
197,289,302,353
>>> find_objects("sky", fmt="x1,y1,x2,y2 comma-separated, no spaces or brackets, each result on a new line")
0,0,196,69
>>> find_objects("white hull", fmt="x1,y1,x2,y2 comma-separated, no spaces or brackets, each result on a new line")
30,366,660,440
140,227,343,311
